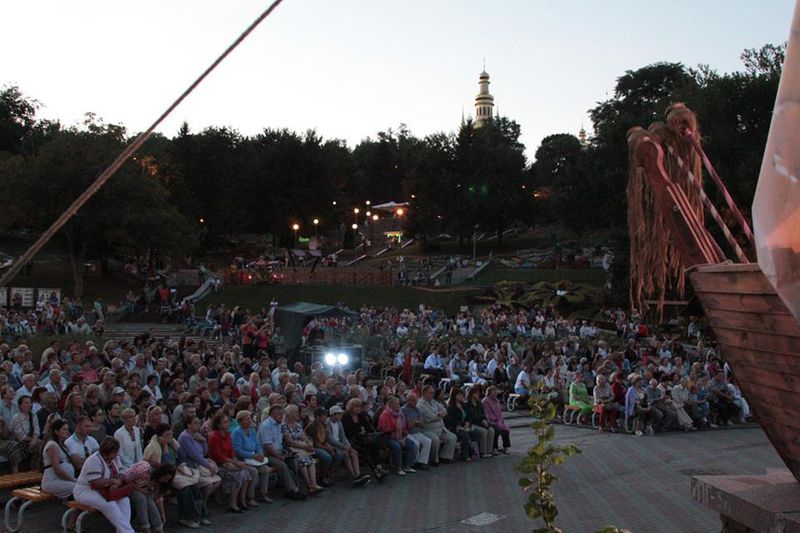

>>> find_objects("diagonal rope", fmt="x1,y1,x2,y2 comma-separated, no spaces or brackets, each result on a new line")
667,145,750,263
0,0,286,290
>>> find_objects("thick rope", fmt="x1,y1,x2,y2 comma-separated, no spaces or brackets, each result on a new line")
0,0,286,290
683,129,756,246
667,145,750,263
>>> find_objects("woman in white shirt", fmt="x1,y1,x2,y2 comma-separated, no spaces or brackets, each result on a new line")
74,437,135,533
113,408,142,471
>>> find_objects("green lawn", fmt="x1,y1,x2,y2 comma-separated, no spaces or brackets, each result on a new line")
467,267,607,287
201,284,481,315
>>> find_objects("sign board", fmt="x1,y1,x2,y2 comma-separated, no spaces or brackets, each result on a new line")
36,288,61,307
9,287,34,307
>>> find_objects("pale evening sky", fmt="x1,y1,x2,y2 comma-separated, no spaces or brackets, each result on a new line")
1,1,794,159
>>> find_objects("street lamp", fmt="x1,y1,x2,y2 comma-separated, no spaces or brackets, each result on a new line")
365,200,371,206
351,223,358,258
292,223,300,248
354,208,360,215
396,208,405,248
313,218,319,238
372,214,379,221
332,201,337,206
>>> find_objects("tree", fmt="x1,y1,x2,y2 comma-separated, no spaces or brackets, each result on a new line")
532,134,586,230
588,63,697,230
0,85,37,155
404,132,458,250
456,117,529,243
0,120,196,296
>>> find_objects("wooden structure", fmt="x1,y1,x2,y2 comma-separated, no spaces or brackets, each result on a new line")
690,263,800,478
630,109,800,481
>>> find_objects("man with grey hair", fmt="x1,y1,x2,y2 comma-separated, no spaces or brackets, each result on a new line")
401,393,432,469
45,368,66,395
15,373,36,399
417,385,457,465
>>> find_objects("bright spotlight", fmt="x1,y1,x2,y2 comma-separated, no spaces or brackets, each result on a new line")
337,353,349,365
324,353,336,366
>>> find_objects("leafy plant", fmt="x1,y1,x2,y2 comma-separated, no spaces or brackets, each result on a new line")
517,381,580,533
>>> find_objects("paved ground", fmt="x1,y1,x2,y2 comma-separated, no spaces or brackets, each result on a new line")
3,422,784,533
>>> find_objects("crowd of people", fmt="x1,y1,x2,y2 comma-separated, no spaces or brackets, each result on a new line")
0,295,750,532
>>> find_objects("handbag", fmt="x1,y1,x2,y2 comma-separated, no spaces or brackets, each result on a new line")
173,464,200,489
94,482,136,501
91,459,136,501
197,459,221,488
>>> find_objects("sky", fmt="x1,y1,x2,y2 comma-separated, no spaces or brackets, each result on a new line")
1,0,795,159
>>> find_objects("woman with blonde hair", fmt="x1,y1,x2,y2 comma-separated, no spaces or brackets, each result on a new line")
113,408,143,470
83,384,103,414
281,404,322,494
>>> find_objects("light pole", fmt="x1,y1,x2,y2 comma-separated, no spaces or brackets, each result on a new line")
292,223,299,249
351,223,358,259
396,208,405,248
313,218,319,239
473,224,478,263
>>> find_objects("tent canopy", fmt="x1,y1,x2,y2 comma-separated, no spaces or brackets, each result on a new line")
273,301,357,353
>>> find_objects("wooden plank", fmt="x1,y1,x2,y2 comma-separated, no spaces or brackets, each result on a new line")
0,472,41,490
714,328,800,358
690,268,776,295
724,350,800,379
694,291,792,315
705,308,800,337
694,263,762,274
711,320,800,340
742,395,800,429
729,365,800,396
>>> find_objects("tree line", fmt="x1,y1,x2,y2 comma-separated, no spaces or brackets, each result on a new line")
0,44,783,296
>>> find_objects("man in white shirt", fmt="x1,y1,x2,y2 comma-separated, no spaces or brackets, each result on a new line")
485,354,498,378
66,416,100,472
423,352,445,379
515,363,534,395
44,368,67,395
15,374,36,400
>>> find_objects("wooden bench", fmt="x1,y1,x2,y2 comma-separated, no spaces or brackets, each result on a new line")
562,404,582,425
62,500,96,533
0,471,42,491
506,393,523,411
4,485,56,532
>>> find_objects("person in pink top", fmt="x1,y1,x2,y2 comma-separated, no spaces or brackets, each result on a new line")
377,397,419,476
481,386,511,453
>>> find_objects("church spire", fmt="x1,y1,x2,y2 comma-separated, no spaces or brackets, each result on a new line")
578,124,587,147
474,65,495,128
461,106,466,128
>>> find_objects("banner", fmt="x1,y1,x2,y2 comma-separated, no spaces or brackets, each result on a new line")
36,288,62,307
9,287,34,308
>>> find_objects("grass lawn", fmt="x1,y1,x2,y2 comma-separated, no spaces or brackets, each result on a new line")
467,267,607,287
201,284,481,315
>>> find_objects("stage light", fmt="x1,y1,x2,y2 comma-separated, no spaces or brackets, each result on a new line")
324,352,336,366
337,353,349,365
